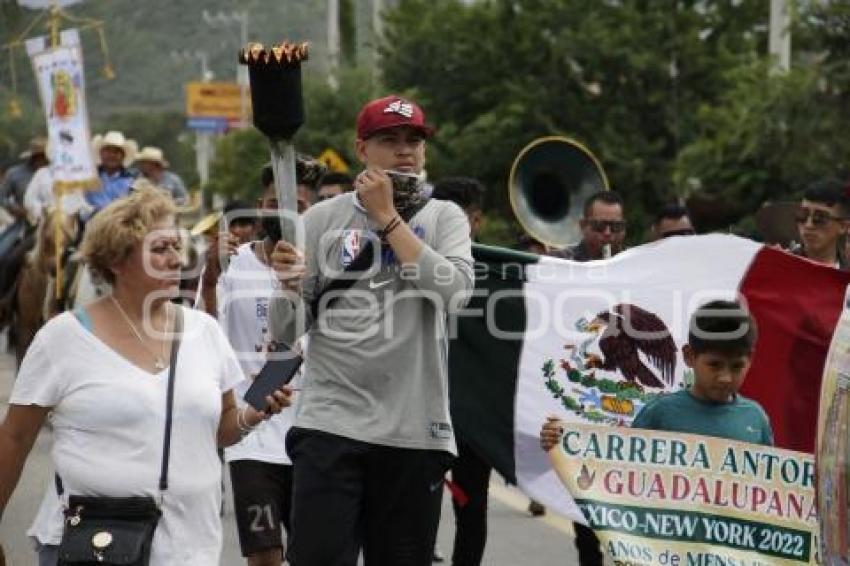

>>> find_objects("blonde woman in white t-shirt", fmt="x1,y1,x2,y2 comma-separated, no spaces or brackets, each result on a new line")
0,187,294,566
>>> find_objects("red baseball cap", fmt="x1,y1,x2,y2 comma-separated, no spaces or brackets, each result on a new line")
356,95,435,140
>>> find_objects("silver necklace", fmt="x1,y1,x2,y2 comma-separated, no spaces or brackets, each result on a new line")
110,295,168,370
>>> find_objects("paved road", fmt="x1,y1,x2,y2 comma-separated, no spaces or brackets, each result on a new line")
0,343,583,565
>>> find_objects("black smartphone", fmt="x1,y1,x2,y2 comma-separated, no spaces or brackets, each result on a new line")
244,350,303,412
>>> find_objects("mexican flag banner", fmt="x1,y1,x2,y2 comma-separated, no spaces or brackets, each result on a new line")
449,234,849,529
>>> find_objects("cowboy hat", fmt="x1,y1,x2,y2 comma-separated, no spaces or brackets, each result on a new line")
134,146,169,168
191,211,223,237
91,131,138,168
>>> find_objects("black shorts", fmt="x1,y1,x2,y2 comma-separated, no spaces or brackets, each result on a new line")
229,459,294,558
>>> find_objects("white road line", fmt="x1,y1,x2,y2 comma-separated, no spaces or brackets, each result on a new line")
488,482,576,538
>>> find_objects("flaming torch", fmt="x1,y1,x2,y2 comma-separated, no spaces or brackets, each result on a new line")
239,41,308,244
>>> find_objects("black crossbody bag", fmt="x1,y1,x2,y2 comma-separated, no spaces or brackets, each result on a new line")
56,309,184,566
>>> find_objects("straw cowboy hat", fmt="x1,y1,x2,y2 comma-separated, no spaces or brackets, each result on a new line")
91,130,138,167
134,146,169,168
191,211,223,237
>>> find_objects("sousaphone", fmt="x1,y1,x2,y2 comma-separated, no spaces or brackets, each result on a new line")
509,136,609,248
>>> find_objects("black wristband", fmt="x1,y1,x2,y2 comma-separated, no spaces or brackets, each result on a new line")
379,216,401,239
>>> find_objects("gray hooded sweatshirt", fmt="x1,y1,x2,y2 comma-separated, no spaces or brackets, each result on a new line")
269,192,474,453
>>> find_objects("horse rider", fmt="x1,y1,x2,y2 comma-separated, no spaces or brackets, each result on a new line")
0,138,49,321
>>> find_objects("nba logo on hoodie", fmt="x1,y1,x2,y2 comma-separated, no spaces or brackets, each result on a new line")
341,230,362,267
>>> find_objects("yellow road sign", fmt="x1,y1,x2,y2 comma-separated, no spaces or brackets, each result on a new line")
318,148,349,173
185,82,250,121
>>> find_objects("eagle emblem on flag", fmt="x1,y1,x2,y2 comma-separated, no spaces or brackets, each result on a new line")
583,304,677,389
542,304,683,425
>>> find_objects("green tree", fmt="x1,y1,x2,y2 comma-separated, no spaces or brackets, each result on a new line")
206,127,268,201
340,0,358,68
675,62,848,226
297,67,376,165
0,88,44,166
379,0,773,238
673,1,850,231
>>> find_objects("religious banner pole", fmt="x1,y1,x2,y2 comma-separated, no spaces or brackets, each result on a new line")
29,26,99,301
11,1,112,303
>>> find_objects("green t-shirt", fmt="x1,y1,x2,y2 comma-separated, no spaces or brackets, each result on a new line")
631,389,774,446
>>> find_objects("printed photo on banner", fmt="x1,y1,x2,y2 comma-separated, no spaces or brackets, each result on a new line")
816,287,850,564
30,41,98,191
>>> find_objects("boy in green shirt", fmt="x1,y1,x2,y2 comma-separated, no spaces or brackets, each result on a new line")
540,299,774,450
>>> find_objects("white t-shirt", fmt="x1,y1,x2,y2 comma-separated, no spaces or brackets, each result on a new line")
218,243,297,465
23,166,52,222
23,166,92,223
11,307,242,566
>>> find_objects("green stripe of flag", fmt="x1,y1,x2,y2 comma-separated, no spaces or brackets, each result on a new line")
449,244,539,483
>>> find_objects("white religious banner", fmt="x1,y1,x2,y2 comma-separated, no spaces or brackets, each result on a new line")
26,29,80,56
30,32,98,192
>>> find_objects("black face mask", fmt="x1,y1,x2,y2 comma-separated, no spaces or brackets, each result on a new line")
261,215,282,243
386,170,427,220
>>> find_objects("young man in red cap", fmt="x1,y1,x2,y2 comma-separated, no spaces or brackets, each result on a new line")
269,95,474,565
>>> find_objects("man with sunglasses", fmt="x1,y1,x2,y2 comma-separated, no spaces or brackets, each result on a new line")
553,191,627,261
794,179,849,270
548,190,625,565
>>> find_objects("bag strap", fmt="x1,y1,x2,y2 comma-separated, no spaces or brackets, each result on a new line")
309,199,429,319
56,306,184,498
159,306,183,491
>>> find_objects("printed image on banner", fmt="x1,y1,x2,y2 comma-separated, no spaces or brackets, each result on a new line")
550,424,817,565
31,43,98,191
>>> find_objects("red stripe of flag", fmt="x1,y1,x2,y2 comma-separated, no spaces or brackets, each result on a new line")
739,246,850,453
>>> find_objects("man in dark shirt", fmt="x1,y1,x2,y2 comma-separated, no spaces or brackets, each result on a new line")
0,138,48,224
551,191,626,261
432,177,488,566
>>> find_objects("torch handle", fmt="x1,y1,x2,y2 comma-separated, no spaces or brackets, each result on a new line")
269,139,299,245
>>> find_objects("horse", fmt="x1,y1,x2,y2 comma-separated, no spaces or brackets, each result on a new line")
8,207,83,367
5,198,206,366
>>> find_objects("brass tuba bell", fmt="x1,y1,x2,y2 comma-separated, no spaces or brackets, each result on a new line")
508,136,609,248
